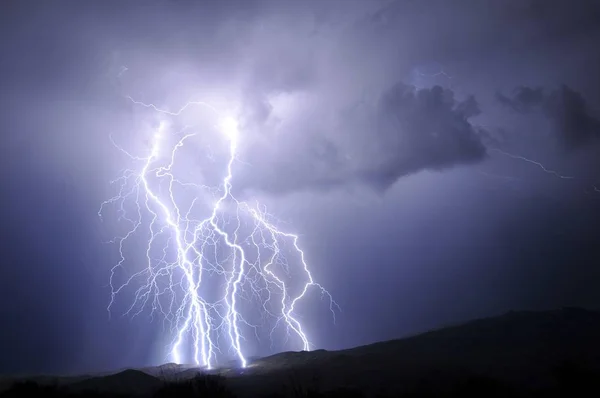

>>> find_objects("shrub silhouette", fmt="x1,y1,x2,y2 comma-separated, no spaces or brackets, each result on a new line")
552,360,600,397
153,373,236,398
5,359,600,398
1,381,63,398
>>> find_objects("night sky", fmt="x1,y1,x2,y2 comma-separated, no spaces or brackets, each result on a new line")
1,0,600,376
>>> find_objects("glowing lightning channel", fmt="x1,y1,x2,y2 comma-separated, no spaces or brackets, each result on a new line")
488,147,600,195
99,98,338,370
489,147,575,179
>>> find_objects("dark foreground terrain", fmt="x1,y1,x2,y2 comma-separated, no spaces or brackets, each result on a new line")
3,307,600,397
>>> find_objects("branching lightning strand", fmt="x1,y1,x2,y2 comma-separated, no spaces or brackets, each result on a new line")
489,147,574,179
99,98,338,369
489,147,600,195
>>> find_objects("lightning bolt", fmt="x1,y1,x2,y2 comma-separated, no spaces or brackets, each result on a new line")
489,147,600,196
99,97,338,370
489,147,575,179
413,65,455,90
417,67,453,81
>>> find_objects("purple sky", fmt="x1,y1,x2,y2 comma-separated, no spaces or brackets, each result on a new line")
1,0,599,374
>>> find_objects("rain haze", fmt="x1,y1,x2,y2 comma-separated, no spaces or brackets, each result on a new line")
1,0,599,375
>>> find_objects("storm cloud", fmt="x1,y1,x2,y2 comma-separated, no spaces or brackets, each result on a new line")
497,85,600,150
355,83,487,191
235,83,487,195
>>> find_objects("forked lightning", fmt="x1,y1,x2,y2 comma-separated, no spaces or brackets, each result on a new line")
99,98,337,369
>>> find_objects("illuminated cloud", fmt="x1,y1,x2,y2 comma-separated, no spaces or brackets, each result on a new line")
236,83,487,195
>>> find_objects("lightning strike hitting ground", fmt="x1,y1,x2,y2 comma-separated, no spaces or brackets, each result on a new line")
99,98,337,369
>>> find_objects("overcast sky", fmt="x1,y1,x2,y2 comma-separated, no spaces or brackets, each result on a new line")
1,0,599,375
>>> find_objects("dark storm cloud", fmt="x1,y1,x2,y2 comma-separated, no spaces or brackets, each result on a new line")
356,83,487,191
496,87,545,113
230,0,599,197
497,85,600,149
237,82,488,194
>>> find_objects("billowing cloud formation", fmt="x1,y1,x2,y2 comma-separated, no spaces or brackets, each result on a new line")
357,83,487,191
236,83,487,195
497,85,600,149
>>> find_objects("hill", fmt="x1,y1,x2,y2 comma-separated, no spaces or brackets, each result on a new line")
3,307,600,397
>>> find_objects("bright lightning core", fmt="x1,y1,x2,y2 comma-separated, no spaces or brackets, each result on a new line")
99,100,337,370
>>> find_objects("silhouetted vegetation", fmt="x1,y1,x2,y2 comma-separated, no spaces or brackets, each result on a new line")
154,374,235,398
1,381,62,398
3,362,600,398
0,379,130,398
